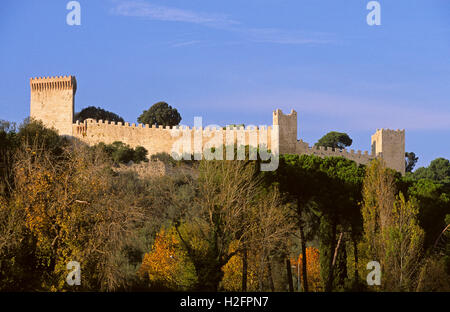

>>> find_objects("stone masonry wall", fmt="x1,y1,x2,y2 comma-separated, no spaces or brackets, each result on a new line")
29,75,405,174
371,128,406,173
72,119,274,158
30,76,76,136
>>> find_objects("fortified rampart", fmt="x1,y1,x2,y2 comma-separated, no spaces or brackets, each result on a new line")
72,119,274,159
29,75,406,174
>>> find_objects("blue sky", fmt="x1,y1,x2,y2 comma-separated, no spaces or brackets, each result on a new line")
1,0,449,168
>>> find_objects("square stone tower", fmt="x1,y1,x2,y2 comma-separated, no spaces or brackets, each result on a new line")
30,76,77,136
273,109,297,154
371,128,405,175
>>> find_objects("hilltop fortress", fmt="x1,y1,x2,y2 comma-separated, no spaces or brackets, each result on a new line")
30,75,406,174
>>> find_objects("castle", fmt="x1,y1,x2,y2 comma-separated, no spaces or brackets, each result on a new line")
29,75,406,174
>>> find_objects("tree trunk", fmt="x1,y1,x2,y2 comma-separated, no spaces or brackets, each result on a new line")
353,235,359,282
325,219,337,292
242,248,248,292
299,226,308,292
332,232,343,267
297,197,309,292
267,259,275,292
286,258,294,292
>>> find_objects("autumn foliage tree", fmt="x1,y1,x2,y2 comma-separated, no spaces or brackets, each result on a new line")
361,159,425,291
295,247,322,292
173,160,260,291
249,189,294,291
2,119,448,292
0,124,152,291
138,227,196,290
383,193,424,290
221,240,259,291
163,159,295,291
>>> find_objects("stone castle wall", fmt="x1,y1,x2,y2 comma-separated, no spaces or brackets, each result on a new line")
29,75,406,174
295,139,375,165
273,109,376,165
70,113,375,166
72,119,274,158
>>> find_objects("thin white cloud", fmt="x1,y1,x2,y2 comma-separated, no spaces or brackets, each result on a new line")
170,40,202,48
241,28,335,45
110,1,238,27
110,1,335,45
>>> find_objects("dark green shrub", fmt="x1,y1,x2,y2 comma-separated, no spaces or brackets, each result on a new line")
94,141,148,164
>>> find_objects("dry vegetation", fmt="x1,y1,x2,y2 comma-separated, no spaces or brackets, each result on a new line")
0,120,448,292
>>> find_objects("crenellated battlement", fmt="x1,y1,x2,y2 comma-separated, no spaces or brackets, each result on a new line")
71,117,276,157
375,128,405,134
76,118,275,132
293,137,375,165
30,75,406,174
30,76,77,93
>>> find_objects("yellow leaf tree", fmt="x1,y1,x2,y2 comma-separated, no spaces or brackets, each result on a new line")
294,247,322,292
139,227,197,290
221,240,259,291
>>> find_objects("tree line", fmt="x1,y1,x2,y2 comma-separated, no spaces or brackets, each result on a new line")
0,118,448,291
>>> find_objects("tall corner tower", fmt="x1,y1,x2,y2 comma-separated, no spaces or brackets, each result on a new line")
30,75,77,136
371,128,406,175
272,109,298,154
